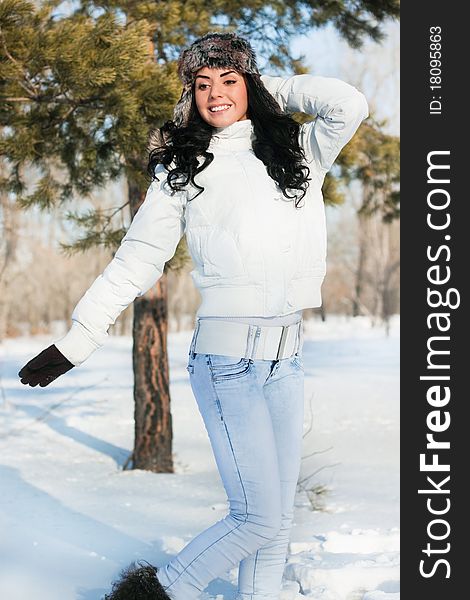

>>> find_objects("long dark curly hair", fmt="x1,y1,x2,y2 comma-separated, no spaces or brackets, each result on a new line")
147,73,311,208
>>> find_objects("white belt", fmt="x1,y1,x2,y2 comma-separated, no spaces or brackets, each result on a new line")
190,318,303,360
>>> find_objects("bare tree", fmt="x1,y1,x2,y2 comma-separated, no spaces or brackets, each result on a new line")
0,161,21,341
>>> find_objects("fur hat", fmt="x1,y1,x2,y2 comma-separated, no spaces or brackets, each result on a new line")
173,31,262,127
148,31,282,152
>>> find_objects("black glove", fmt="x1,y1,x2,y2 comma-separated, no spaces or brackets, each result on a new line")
18,344,75,387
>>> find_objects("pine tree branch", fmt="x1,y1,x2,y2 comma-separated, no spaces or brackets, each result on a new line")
0,33,39,98
0,97,32,102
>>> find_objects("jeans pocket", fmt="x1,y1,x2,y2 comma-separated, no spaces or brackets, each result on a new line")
291,352,304,371
208,354,253,383
186,350,196,375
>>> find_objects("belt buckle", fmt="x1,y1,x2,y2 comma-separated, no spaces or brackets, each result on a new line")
275,325,289,360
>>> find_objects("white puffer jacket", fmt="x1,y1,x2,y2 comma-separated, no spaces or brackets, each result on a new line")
54,74,368,366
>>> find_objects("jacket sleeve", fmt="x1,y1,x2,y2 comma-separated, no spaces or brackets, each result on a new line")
260,73,369,179
53,163,187,367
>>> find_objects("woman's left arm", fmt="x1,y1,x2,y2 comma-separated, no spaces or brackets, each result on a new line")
261,73,369,179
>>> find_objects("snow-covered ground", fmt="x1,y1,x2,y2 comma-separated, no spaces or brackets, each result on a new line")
0,315,399,600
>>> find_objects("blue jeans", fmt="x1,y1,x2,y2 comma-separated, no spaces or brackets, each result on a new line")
157,323,305,599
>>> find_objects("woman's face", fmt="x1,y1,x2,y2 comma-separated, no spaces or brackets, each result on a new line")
194,66,249,127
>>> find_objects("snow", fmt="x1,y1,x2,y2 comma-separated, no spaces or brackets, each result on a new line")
0,315,399,600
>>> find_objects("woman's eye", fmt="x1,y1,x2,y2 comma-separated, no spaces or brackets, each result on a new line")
198,80,237,90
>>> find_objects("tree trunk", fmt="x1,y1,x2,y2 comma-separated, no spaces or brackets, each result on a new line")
132,274,174,472
0,178,20,341
352,210,368,318
128,179,174,473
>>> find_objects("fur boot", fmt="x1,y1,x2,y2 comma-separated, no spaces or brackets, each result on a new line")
104,560,172,600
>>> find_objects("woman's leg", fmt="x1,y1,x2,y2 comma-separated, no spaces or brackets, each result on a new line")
157,352,284,600
236,353,305,600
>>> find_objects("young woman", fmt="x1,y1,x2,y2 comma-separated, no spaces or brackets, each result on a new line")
18,32,368,600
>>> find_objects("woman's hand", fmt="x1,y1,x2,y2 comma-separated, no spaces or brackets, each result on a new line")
18,344,75,387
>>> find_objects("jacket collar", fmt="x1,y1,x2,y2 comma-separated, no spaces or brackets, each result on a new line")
209,118,255,151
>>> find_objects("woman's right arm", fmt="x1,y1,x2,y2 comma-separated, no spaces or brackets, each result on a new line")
53,163,187,367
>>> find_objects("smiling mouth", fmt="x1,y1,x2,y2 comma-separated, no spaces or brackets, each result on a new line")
208,105,232,113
